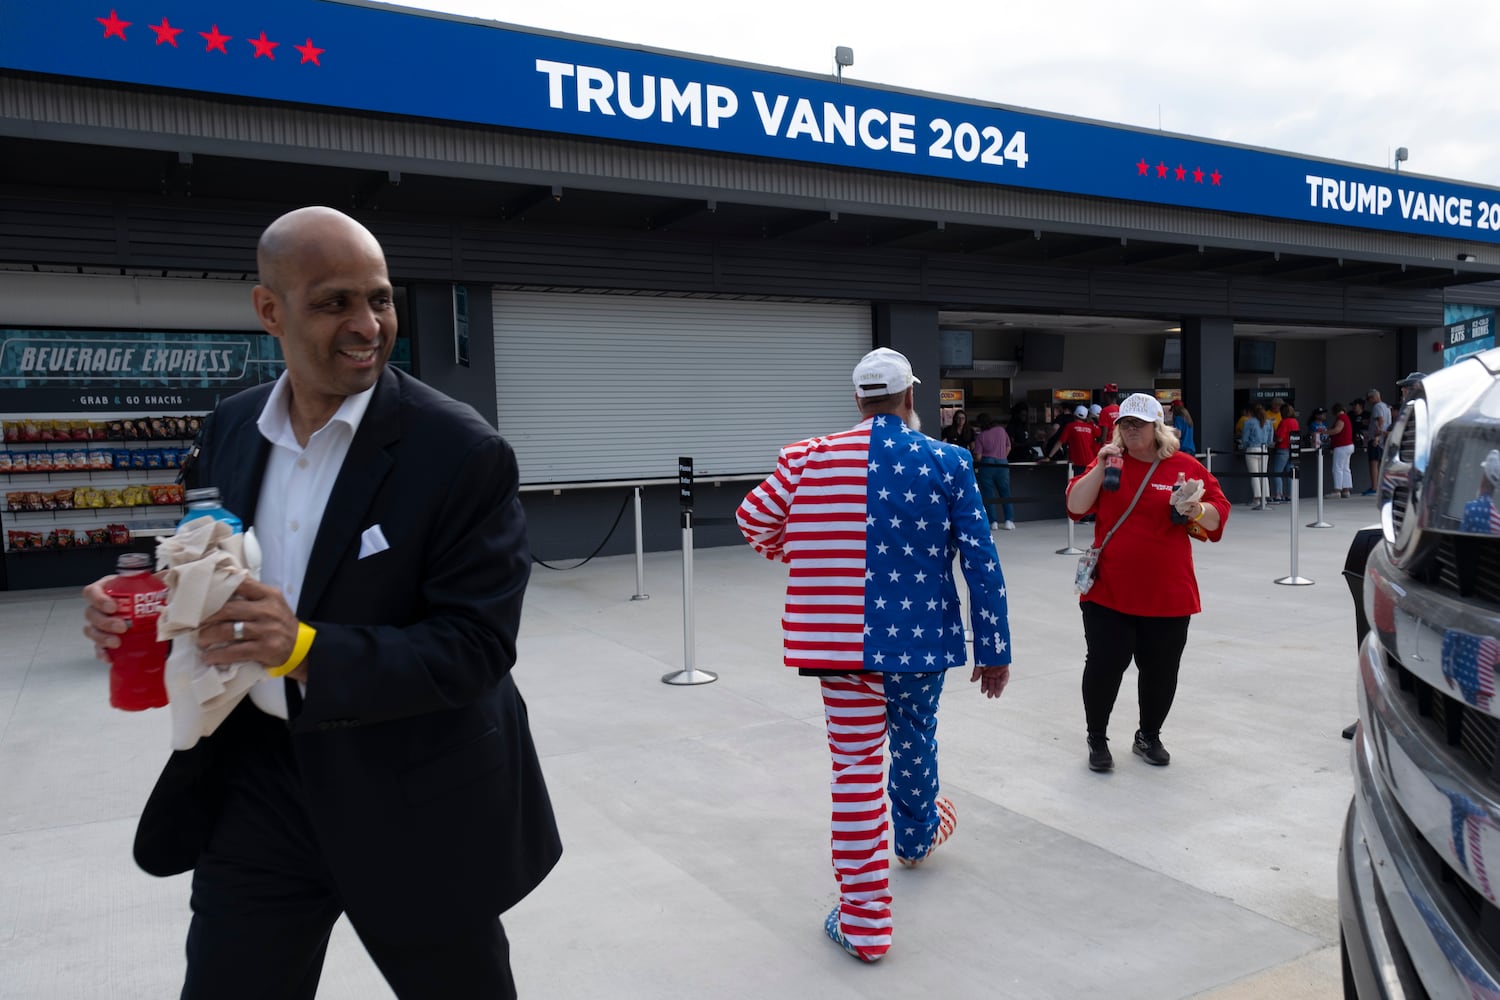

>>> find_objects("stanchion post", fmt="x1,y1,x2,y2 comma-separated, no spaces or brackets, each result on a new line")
1204,447,1212,475
663,458,717,685
630,486,650,600
1055,462,1084,555
1276,442,1314,586
1308,444,1333,529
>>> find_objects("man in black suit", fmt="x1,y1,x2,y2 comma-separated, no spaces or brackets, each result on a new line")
82,206,560,999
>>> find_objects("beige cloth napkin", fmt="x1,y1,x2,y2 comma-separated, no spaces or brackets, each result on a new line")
1170,477,1206,516
154,517,266,751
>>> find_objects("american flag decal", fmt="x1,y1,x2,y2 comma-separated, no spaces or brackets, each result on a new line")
737,414,1010,672
1443,629,1500,711
1462,494,1500,536
1444,789,1496,902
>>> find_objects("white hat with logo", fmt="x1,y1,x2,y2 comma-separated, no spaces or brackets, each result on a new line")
852,348,921,398
1117,392,1164,423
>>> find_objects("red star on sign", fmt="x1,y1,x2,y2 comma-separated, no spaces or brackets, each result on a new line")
1192,167,1204,183
1136,158,1149,176
249,31,279,59
294,38,325,65
1155,161,1168,178
200,24,232,53
97,9,130,39
1211,169,1223,185
148,17,183,47
1174,164,1186,181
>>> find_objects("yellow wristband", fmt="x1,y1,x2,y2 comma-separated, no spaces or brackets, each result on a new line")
267,622,316,678
1193,505,1208,522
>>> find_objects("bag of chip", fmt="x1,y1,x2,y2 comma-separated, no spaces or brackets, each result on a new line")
107,523,131,545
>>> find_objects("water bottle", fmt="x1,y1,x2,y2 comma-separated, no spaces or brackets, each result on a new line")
1169,471,1190,524
102,552,169,711
178,486,243,534
1101,453,1124,491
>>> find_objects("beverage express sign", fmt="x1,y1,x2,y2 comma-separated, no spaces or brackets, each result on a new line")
4,2,1500,245
0,330,278,411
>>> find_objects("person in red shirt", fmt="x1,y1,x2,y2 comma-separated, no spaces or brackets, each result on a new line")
1065,393,1229,772
1327,402,1355,499
1269,404,1301,502
1049,404,1100,474
1096,390,1120,444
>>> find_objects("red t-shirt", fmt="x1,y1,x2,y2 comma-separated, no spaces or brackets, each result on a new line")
1097,404,1119,444
1329,413,1353,448
1063,420,1100,466
1274,417,1301,450
1067,451,1228,617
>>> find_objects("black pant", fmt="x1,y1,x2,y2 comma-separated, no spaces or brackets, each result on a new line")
1080,601,1191,739
181,710,516,1000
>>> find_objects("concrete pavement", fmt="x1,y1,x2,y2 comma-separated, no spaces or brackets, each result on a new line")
0,492,1368,998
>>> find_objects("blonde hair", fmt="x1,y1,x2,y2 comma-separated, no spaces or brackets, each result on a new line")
1111,418,1179,459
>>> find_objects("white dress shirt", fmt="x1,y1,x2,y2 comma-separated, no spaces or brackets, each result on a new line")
246,374,375,719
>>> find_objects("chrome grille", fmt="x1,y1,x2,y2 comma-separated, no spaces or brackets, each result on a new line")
1433,536,1500,610
1384,653,1500,956
1388,406,1418,538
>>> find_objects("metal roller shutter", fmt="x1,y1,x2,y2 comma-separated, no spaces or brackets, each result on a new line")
493,291,873,484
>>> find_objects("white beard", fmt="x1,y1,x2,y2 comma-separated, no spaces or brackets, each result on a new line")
905,410,922,433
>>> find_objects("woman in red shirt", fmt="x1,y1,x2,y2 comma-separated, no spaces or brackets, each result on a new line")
1270,404,1301,502
1327,402,1355,499
1065,393,1229,771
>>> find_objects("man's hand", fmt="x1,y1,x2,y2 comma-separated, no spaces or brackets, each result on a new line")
970,664,1010,699
81,575,126,662
199,578,300,671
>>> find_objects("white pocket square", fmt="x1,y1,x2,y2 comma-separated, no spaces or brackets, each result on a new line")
358,524,390,560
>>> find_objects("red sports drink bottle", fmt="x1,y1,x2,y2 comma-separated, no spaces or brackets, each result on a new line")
102,552,169,711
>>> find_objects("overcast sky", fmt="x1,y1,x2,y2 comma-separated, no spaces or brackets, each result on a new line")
393,0,1499,189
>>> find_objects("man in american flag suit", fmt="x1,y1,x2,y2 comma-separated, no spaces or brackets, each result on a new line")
736,347,1012,964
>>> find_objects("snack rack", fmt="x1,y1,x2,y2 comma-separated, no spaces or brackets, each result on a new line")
1,414,205,590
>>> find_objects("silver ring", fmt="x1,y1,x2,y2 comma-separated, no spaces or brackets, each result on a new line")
232,620,246,642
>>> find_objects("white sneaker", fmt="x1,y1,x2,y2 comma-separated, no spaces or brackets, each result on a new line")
1002,521,1015,530
989,521,1000,530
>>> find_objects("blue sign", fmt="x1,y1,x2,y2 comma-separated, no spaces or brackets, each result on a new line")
1445,312,1496,368
6,2,1500,244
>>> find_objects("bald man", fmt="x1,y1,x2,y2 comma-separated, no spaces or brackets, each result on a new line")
82,207,560,999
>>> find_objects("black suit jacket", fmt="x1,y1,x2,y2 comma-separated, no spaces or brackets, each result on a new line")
134,368,561,940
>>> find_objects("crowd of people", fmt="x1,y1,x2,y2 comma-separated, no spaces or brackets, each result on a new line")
1233,374,1420,507
943,389,1209,530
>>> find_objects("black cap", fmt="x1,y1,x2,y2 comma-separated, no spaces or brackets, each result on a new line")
1396,371,1426,387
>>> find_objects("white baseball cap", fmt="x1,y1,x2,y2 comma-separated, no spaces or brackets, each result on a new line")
1117,392,1164,423
1073,405,1088,419
1089,403,1102,417
852,348,921,398
1484,449,1500,487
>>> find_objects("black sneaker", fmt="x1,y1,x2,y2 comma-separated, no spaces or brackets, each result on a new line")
1087,736,1113,772
1132,730,1170,766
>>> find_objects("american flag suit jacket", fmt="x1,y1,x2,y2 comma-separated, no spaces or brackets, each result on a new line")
737,413,1012,673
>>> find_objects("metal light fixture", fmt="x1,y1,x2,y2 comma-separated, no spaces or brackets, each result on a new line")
1394,147,1409,171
